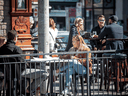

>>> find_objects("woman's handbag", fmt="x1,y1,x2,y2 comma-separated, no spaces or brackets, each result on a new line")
54,43,59,48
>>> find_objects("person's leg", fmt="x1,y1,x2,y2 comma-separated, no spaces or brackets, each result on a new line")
27,78,40,94
65,68,74,87
62,67,74,95
20,77,27,95
73,60,87,75
27,74,47,94
6,80,13,96
61,60,87,87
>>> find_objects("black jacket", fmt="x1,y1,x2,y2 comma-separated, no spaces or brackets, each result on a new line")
65,25,85,51
0,40,22,56
65,25,79,51
0,40,23,80
99,23,124,50
90,25,105,50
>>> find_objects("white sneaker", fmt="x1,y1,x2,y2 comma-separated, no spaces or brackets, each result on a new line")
61,87,69,95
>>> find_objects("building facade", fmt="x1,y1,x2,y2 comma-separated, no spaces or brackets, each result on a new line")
31,0,125,32
0,0,127,46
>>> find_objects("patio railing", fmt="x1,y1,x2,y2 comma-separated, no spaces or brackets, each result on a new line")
0,50,128,96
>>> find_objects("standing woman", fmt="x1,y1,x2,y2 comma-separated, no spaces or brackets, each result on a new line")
49,18,58,53
65,18,84,51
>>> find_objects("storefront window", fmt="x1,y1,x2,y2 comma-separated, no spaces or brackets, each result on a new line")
17,0,25,9
104,0,114,8
94,0,103,8
94,9,103,26
85,0,115,32
86,9,93,32
104,9,113,24
86,0,92,8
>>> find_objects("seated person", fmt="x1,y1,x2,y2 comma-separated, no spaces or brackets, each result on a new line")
90,15,106,51
0,30,25,96
60,35,92,95
98,15,124,50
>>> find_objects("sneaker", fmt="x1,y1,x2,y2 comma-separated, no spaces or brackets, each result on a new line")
61,87,69,95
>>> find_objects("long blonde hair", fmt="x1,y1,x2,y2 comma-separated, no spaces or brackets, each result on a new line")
49,18,56,30
74,18,84,34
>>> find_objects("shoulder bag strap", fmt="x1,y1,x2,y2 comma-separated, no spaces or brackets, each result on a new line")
49,31,55,42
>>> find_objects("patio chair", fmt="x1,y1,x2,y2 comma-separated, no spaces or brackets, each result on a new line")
107,53,128,92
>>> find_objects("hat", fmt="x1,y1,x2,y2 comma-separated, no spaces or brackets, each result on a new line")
109,15,118,22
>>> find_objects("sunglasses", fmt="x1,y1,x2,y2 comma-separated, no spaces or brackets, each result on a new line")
98,19,105,22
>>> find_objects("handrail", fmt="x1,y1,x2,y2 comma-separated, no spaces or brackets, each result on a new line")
107,38,128,41
0,50,116,58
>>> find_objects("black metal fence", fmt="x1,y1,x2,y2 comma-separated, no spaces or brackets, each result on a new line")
0,50,128,96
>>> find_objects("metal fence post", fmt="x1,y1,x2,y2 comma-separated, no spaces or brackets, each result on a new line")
87,52,90,96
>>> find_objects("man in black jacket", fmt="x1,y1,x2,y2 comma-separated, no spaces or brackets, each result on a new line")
90,15,106,50
98,15,124,50
0,30,25,96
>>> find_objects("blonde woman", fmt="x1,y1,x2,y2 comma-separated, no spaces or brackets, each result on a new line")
49,18,58,53
60,35,92,95
65,18,84,51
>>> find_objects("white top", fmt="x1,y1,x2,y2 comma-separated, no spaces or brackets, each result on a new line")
49,27,58,52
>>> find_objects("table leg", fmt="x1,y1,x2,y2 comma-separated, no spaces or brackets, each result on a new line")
116,62,119,93
50,64,53,93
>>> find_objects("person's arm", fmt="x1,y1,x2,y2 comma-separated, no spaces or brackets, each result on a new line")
79,46,91,65
59,54,71,59
14,46,24,62
90,28,96,50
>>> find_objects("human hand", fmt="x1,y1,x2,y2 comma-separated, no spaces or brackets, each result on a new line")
102,46,106,50
102,39,106,44
93,35,98,38
94,47,97,51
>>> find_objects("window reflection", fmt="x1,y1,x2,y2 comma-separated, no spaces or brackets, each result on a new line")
85,0,115,31
86,9,93,32
17,0,25,9
94,9,103,26
104,0,114,8
86,0,92,8
104,9,113,24
94,0,103,7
